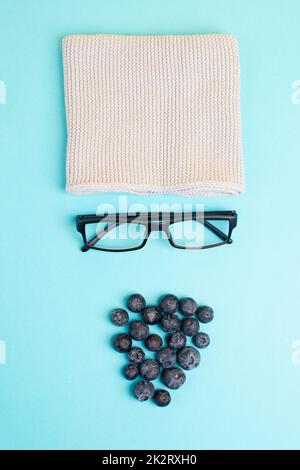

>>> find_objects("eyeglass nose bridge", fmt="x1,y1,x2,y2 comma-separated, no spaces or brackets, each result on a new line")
147,220,171,239
146,220,171,234
146,221,172,245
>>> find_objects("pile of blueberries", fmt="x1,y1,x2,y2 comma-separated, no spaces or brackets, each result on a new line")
112,294,213,407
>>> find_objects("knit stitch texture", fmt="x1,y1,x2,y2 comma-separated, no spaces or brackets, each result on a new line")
63,34,245,196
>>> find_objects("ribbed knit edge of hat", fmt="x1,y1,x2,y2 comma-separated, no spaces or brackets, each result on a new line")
66,181,244,196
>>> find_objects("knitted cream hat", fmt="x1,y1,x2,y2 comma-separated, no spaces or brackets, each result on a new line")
63,34,244,196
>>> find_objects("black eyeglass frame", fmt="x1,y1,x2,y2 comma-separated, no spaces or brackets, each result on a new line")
76,211,237,252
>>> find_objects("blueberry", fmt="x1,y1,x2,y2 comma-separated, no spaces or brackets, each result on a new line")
142,306,162,325
127,294,146,313
156,348,177,368
197,306,214,323
161,367,186,390
160,313,181,333
111,308,129,326
113,333,132,353
134,380,155,401
144,334,163,352
124,364,139,380
167,331,186,350
177,347,200,370
159,294,179,314
128,320,149,341
154,389,171,407
179,297,198,317
181,318,200,336
193,332,210,349
128,347,145,364
139,359,160,381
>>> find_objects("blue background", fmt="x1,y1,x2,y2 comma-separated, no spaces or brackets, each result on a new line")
1,0,300,450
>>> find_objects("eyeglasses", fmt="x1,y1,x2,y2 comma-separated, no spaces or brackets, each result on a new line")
76,211,237,252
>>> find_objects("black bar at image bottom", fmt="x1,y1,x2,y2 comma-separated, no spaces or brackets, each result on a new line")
0,450,299,465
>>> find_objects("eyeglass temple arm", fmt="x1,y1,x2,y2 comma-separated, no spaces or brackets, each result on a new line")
203,220,232,243
81,222,118,252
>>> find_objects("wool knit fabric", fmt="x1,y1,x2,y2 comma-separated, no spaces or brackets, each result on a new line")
63,34,245,196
